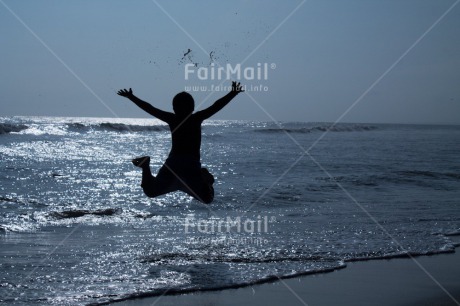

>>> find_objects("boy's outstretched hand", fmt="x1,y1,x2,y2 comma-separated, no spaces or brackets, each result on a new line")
117,88,134,98
232,81,244,93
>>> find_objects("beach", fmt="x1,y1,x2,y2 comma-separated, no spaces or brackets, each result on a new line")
114,244,460,306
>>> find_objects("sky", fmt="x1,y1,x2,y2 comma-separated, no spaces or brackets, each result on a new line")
1,0,459,124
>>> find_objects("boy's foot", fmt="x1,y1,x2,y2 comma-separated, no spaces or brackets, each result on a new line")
132,156,150,168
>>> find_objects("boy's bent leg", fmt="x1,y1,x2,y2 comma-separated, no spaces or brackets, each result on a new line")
199,168,214,204
199,184,214,204
132,156,157,196
180,168,215,204
182,184,214,204
140,167,160,198
133,157,176,198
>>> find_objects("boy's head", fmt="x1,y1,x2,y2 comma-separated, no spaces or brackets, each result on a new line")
173,92,194,116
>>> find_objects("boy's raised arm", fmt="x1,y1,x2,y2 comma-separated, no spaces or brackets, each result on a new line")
117,88,173,123
196,81,244,120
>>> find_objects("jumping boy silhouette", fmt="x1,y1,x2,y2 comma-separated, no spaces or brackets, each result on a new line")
117,81,244,204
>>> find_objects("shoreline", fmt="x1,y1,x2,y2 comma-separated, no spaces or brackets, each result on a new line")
110,242,460,306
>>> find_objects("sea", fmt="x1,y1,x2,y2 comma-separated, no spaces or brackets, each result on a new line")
1,116,459,305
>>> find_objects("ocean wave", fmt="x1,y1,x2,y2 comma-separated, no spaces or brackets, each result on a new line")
0,222,39,233
49,208,122,219
397,170,460,180
444,230,460,236
315,169,460,189
0,208,157,233
141,252,328,264
255,124,377,134
48,207,157,220
3,121,379,136
67,122,169,133
345,248,455,262
92,260,346,305
96,122,169,132
0,196,19,203
93,245,458,306
0,196,48,207
0,123,28,135
1,121,169,136
66,122,91,132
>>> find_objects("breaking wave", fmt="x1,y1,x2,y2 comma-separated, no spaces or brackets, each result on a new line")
96,122,169,132
67,122,169,133
2,122,169,136
0,123,28,135
255,124,378,134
